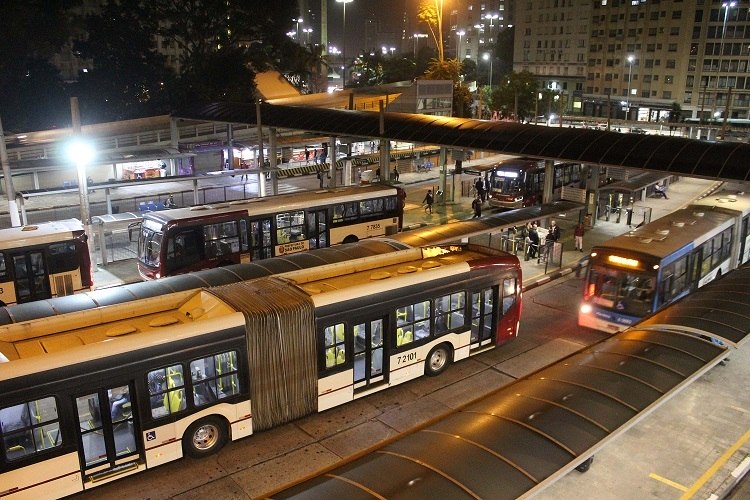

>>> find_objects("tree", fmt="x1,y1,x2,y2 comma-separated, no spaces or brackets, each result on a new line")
461,58,477,83
0,0,82,130
490,71,538,121
423,59,472,117
382,55,417,83
351,51,385,87
417,0,444,62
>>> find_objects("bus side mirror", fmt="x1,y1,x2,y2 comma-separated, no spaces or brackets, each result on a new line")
128,222,141,243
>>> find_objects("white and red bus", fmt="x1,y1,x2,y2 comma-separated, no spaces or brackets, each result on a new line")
468,157,583,209
136,184,406,280
0,243,521,498
0,219,92,306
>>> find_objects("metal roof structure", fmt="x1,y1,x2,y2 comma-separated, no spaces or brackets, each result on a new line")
173,102,750,182
269,264,750,500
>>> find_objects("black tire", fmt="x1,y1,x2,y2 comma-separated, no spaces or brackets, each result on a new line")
183,416,228,458
342,235,359,244
575,456,594,473
425,344,452,377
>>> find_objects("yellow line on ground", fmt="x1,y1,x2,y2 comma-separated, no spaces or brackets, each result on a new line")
649,473,688,492
680,427,750,499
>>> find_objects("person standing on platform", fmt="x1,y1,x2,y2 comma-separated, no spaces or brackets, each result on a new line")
423,189,434,214
475,177,485,202
574,222,585,252
392,166,400,182
472,194,482,218
305,146,310,164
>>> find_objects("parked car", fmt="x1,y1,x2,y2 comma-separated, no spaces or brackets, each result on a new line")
630,127,647,134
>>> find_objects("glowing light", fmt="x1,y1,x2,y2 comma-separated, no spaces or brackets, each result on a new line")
580,303,592,314
607,255,640,268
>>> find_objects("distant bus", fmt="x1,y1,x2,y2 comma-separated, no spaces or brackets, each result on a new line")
0,244,521,498
135,184,405,280
579,190,750,332
0,219,92,306
476,157,583,209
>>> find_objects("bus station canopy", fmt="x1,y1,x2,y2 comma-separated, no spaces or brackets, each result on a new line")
270,264,750,500
173,102,750,182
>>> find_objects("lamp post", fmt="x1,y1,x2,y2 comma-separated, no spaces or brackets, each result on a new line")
413,33,427,58
626,54,634,120
456,30,465,59
483,52,493,88
484,13,499,43
303,28,313,45
336,0,353,86
295,18,303,44
718,1,736,124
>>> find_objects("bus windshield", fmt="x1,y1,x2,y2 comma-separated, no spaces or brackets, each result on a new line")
490,173,522,194
585,265,656,318
139,221,163,268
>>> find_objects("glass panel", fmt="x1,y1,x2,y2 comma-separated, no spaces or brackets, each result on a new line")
76,394,106,467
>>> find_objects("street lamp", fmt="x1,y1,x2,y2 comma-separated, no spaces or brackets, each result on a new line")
719,1,737,122
336,0,353,86
484,13,499,43
389,47,396,56
483,52,493,88
626,54,635,119
456,30,465,59
295,18,303,44
303,28,313,45
413,33,427,58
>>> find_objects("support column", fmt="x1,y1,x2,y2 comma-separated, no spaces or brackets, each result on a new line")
269,128,279,195
227,124,234,171
328,136,337,187
586,164,600,228
170,118,179,176
256,100,267,197
542,159,554,204
438,146,447,205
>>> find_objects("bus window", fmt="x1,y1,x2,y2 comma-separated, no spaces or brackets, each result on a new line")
324,324,346,368
396,300,431,345
204,222,240,259
435,292,466,334
502,278,517,315
190,351,240,406
1,397,61,460
276,211,306,244
140,226,162,267
47,242,77,274
0,254,6,279
148,365,187,418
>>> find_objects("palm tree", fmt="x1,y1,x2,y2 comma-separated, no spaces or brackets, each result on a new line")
418,0,444,62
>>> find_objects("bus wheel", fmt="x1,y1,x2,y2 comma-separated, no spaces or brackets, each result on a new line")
425,344,452,376
183,416,228,458
342,235,359,244
575,456,594,473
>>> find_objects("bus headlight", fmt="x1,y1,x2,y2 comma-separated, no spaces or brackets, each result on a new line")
580,303,592,314
515,196,524,202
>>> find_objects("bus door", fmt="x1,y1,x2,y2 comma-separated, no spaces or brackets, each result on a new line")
74,383,140,484
307,209,329,249
470,287,496,350
353,316,387,391
11,251,51,303
248,217,272,260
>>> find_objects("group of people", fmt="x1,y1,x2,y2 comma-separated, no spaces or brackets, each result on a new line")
523,220,566,261
304,146,328,165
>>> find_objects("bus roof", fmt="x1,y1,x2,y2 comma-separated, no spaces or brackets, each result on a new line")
592,205,737,260
692,186,750,217
0,219,83,251
142,184,401,224
463,156,540,175
0,245,516,370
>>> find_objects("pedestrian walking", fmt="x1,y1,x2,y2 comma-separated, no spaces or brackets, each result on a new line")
574,222,585,252
471,194,482,218
474,177,485,202
305,146,310,164
316,170,325,188
422,189,434,214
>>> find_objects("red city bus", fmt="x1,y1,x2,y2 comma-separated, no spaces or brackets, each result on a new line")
469,157,583,209
0,219,92,306
136,184,405,280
